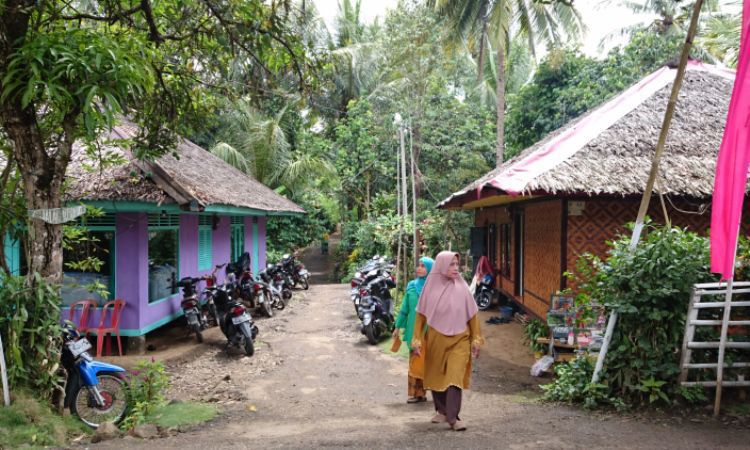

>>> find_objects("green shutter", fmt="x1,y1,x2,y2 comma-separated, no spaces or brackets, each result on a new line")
230,222,245,262
198,226,212,271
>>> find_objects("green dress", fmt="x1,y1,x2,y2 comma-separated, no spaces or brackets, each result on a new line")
395,287,420,350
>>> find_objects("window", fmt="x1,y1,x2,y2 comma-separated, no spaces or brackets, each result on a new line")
148,214,179,303
198,216,213,271
62,230,115,306
230,217,245,263
500,224,511,277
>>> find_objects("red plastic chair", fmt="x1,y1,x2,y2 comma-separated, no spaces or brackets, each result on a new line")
67,300,97,335
95,299,125,357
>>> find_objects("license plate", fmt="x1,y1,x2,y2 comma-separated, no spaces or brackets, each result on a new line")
185,310,199,324
232,313,250,325
67,338,92,358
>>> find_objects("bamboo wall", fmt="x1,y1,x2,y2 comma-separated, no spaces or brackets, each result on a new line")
523,200,563,317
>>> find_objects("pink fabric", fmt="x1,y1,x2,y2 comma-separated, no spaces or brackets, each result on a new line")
474,255,493,280
481,62,733,196
416,251,478,336
710,1,750,280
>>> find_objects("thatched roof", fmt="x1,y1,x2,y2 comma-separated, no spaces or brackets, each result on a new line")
440,62,736,209
64,120,304,214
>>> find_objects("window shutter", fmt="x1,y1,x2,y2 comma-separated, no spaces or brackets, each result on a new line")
198,226,212,271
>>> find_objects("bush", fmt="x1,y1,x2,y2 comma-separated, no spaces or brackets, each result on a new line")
0,390,89,448
121,359,170,430
549,223,716,408
0,273,63,400
541,357,624,410
523,319,549,354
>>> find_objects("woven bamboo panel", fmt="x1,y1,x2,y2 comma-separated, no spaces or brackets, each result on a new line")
523,201,563,310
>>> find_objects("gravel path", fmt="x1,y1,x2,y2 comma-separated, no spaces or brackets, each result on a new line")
90,241,750,449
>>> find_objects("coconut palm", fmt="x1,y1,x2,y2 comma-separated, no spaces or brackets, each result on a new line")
430,0,583,167
698,4,742,67
210,100,333,195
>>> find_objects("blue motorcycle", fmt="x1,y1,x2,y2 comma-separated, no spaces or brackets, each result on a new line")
61,324,128,428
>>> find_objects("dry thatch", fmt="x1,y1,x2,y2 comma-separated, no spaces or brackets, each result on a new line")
64,120,304,214
440,64,734,208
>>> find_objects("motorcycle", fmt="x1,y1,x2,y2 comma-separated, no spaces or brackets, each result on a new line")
178,276,211,342
60,325,128,428
206,274,258,356
474,273,496,311
349,257,393,318
228,252,275,318
259,264,288,310
281,253,310,290
359,270,397,345
201,263,226,326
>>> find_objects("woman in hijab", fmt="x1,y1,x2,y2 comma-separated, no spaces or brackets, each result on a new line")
411,251,483,431
393,256,434,403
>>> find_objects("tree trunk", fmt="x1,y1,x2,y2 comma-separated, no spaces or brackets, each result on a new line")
495,46,506,167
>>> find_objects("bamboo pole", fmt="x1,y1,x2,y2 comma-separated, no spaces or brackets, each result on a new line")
400,124,409,280
592,0,705,385
409,125,418,262
0,333,10,406
396,131,402,283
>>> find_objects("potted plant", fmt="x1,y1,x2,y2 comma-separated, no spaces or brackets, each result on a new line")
523,318,550,358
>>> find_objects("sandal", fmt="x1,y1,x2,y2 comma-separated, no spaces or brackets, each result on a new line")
450,420,467,431
431,413,447,423
407,396,423,403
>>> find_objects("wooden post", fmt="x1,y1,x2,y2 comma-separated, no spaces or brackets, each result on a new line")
395,130,402,283
400,123,409,280
592,0,705,385
715,276,734,416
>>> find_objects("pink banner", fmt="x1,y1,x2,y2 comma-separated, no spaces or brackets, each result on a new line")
710,0,750,280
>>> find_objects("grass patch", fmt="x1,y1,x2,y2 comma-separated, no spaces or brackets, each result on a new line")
146,401,217,429
0,392,90,449
378,336,410,359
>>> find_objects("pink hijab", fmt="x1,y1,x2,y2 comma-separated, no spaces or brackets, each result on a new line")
416,251,478,336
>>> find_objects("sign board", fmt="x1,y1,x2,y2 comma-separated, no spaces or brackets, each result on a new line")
568,201,586,216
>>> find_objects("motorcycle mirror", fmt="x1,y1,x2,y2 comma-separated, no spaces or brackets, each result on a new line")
282,253,290,259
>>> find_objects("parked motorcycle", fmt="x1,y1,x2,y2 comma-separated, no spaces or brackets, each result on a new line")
206,274,258,356
349,257,393,319
178,277,211,342
259,264,288,310
281,253,310,290
228,252,275,317
358,269,397,345
201,263,226,326
474,273,496,311
60,325,128,428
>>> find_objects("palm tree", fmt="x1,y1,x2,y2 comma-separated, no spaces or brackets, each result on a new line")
210,100,333,196
430,0,583,167
698,4,741,67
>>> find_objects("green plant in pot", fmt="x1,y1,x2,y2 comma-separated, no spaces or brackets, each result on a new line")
523,318,549,356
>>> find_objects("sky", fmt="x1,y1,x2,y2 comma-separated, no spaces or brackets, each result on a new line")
311,0,740,58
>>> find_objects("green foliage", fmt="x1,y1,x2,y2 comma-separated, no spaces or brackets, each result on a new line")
555,223,715,408
121,360,170,430
0,391,90,448
146,402,217,429
0,273,62,399
523,319,549,353
540,356,624,410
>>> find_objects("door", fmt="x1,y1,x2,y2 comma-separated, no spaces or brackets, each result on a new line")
470,227,487,271
513,211,524,296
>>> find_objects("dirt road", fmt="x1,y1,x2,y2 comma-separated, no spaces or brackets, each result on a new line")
92,244,750,449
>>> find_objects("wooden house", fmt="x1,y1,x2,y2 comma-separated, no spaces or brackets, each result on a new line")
438,62,740,318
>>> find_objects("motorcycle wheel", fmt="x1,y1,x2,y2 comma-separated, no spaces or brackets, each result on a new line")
209,303,220,327
273,294,286,310
301,278,309,290
239,323,255,356
70,372,128,429
262,296,274,317
476,292,492,311
364,323,379,345
195,328,204,343
282,289,292,301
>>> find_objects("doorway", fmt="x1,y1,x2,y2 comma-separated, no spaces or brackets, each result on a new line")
513,211,524,296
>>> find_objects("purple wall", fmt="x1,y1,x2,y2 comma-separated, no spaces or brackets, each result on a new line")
62,213,247,336
213,216,231,284
258,217,267,269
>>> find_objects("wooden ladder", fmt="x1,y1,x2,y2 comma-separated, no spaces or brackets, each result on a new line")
678,281,750,416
